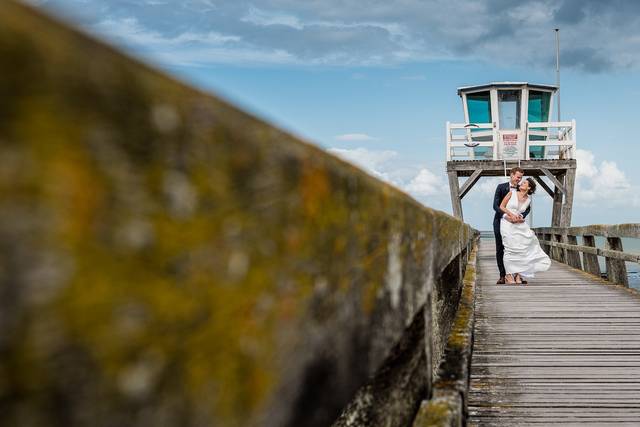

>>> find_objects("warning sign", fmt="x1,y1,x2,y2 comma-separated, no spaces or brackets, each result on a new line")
501,133,520,160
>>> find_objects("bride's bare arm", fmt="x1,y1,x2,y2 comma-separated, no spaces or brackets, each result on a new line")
500,192,517,222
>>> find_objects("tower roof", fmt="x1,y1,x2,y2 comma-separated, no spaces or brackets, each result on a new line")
457,82,558,96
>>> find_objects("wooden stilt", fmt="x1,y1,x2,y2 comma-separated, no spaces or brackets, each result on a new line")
551,173,564,227
448,171,463,219
560,167,576,227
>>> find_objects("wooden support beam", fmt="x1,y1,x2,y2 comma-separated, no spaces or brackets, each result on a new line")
533,176,553,197
605,237,628,287
459,169,482,199
447,159,576,174
540,168,567,195
448,171,463,219
551,176,564,227
560,167,576,228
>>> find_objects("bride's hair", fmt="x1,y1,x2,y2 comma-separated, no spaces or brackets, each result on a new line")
523,177,536,195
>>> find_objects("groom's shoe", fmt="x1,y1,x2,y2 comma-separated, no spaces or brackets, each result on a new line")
496,276,506,284
520,279,528,284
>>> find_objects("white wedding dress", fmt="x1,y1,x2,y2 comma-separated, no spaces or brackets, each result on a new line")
500,189,551,278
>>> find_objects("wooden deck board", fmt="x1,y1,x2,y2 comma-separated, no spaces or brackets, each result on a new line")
468,238,640,425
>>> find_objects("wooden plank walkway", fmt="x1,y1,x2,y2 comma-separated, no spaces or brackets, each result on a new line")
468,238,640,426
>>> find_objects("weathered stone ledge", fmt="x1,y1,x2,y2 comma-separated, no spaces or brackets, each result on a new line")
412,240,478,427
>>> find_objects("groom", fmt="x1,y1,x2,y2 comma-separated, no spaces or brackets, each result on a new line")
493,167,531,284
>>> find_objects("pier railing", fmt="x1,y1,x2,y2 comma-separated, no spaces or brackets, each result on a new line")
534,224,640,287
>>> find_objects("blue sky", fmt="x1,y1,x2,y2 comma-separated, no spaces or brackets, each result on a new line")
34,0,640,230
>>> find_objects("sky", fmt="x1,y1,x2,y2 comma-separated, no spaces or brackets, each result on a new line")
32,0,640,230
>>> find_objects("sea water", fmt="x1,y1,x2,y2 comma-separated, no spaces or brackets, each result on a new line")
594,237,640,291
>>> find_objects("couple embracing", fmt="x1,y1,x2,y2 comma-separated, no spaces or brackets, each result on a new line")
493,167,551,285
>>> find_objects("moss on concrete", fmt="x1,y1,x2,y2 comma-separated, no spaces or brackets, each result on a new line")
412,395,460,427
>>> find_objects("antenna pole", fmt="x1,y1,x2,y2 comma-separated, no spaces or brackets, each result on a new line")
555,28,560,121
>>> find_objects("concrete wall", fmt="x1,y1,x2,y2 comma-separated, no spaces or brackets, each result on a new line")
0,3,477,426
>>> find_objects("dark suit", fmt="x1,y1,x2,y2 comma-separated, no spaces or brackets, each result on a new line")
493,182,531,277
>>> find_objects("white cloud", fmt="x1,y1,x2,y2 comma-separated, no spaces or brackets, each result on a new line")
599,161,629,189
566,149,637,208
327,147,448,201
463,150,638,209
151,46,295,67
93,17,240,48
476,177,508,196
575,148,598,179
241,8,413,43
88,14,417,66
328,147,398,183
89,17,306,67
241,7,304,30
404,168,445,196
40,0,640,70
334,133,376,142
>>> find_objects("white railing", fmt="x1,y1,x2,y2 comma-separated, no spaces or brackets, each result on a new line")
446,122,497,161
446,120,576,161
524,120,576,160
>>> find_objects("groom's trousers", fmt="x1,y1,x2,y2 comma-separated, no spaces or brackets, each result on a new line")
493,217,506,277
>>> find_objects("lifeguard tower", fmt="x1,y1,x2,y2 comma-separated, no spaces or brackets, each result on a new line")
446,82,577,227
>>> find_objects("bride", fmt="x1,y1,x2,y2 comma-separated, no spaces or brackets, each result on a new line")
499,177,551,284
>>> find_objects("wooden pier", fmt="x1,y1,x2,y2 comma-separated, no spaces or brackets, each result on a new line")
469,238,640,425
